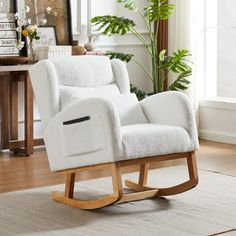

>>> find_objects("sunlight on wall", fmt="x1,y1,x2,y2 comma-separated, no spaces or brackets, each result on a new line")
204,0,236,99
205,0,217,98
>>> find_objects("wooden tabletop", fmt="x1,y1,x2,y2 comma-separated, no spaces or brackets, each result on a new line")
0,64,32,73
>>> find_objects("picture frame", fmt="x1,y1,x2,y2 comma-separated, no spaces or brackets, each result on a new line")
34,26,58,47
14,0,73,45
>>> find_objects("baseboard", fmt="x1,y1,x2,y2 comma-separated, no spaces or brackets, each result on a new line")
199,129,236,145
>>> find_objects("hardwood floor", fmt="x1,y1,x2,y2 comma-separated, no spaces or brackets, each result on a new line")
0,140,235,235
0,140,235,194
196,140,236,176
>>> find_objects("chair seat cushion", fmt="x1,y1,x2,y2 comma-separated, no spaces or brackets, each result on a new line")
121,124,192,160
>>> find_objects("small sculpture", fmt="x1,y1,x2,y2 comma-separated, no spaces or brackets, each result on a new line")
84,35,98,51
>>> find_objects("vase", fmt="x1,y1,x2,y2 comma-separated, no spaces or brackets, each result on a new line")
84,35,98,51
72,40,86,55
18,34,27,57
27,40,36,64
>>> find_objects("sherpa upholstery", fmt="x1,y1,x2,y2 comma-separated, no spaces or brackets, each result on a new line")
122,124,191,159
60,92,147,126
29,56,199,171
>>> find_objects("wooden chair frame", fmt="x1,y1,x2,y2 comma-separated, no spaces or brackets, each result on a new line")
52,151,198,209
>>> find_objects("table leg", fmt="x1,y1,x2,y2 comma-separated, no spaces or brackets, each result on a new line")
24,72,34,155
10,76,19,141
0,76,10,149
1,71,42,155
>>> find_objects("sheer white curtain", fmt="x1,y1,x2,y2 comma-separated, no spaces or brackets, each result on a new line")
168,0,205,130
168,0,191,53
168,0,205,105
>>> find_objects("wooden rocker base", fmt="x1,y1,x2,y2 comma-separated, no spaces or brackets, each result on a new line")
52,192,119,209
52,152,198,210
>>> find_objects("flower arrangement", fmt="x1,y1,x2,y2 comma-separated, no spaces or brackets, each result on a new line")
14,5,57,63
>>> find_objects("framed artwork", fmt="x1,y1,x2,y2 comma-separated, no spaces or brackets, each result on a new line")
33,26,58,47
0,13,19,56
15,0,73,45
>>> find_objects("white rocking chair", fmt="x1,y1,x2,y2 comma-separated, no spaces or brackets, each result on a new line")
29,56,199,209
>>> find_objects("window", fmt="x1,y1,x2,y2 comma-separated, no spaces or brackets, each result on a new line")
204,0,236,100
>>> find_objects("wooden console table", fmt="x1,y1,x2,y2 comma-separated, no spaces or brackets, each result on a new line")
0,65,44,155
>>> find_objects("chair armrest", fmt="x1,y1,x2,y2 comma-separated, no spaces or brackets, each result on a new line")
140,91,199,149
43,97,122,171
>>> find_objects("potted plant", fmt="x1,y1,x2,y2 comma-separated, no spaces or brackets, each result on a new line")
91,0,192,94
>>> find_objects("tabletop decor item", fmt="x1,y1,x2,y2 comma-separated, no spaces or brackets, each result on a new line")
18,0,73,45
37,45,72,60
84,35,98,51
34,26,58,47
0,13,19,56
14,4,57,63
91,0,192,94
22,24,40,64
72,40,86,55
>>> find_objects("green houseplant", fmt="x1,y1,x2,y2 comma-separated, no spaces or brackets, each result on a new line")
91,0,192,94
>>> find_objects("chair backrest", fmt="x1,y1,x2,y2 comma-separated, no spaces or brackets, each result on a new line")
29,56,130,129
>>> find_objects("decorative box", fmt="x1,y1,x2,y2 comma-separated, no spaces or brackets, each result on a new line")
37,46,72,60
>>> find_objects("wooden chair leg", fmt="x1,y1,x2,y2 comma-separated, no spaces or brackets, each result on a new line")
125,152,198,196
52,163,123,209
65,173,75,198
138,163,149,186
111,163,123,200
52,152,198,209
187,152,198,184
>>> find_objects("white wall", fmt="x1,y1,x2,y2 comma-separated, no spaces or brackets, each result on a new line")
199,100,236,144
217,0,236,99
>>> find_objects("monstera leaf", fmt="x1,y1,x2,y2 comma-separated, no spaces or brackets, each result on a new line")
169,70,192,91
159,49,192,91
91,15,135,35
160,49,192,73
106,51,134,63
145,0,175,22
117,0,138,11
130,83,146,101
169,49,191,73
